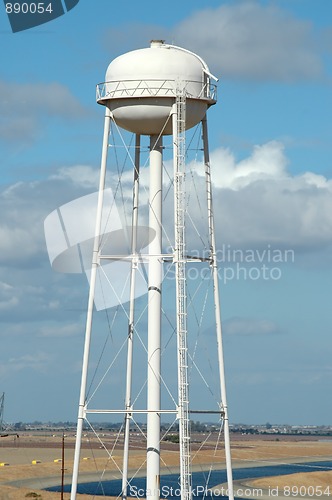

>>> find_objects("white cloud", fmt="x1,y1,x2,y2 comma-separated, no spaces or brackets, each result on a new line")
0,280,66,322
0,80,87,143
195,140,288,190
0,167,99,267
7,352,50,373
0,281,19,310
103,2,326,82
0,115,39,143
50,165,100,189
0,80,85,118
48,300,60,310
188,140,332,250
102,138,332,256
38,323,82,338
171,2,324,81
224,317,279,336
0,167,100,322
0,224,42,264
1,140,331,279
0,182,51,265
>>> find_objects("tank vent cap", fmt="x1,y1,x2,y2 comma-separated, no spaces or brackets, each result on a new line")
150,39,165,48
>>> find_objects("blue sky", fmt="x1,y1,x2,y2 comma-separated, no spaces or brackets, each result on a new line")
0,1,331,426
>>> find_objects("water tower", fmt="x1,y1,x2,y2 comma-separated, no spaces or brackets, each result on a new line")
70,41,234,500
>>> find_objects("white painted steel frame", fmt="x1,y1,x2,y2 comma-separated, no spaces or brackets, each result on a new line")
70,109,112,500
70,106,234,500
172,87,192,500
202,115,234,500
122,134,141,500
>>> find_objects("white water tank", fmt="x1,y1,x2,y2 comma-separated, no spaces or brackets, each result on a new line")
96,40,217,135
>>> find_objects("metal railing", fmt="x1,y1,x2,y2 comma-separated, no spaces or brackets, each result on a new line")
96,78,217,102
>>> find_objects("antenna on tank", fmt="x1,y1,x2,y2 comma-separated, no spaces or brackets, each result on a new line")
70,40,234,500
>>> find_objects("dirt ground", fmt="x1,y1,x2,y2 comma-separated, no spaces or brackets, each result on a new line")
0,433,331,499
249,470,332,490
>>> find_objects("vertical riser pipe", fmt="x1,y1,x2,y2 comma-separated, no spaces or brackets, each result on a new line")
146,135,163,500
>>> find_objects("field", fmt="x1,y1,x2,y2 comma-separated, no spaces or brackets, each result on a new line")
0,432,331,499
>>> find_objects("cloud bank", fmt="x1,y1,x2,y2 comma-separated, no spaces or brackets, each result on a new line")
1,140,331,279
172,2,324,81
103,1,326,82
206,141,332,249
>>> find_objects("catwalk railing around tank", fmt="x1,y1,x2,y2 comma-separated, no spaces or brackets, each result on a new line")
96,78,217,103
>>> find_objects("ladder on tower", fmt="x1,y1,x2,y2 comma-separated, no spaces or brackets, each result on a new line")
174,84,192,500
